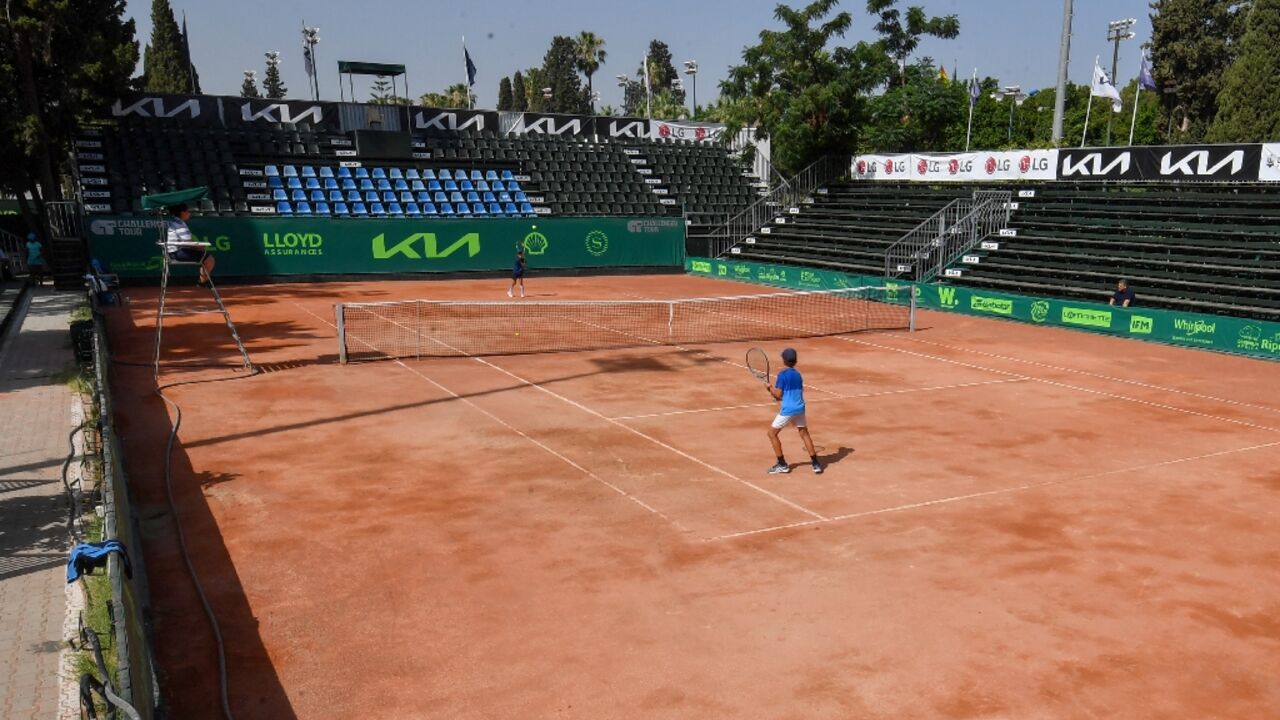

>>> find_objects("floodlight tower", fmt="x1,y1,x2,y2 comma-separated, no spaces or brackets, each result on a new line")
1105,18,1137,145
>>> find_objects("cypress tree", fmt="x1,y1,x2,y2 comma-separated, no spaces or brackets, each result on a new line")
541,36,589,115
1149,0,1248,141
511,71,528,111
180,13,201,94
240,72,261,98
263,53,287,99
143,0,189,93
497,76,513,111
1207,0,1280,142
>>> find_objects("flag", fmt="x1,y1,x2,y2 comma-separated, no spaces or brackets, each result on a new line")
1091,58,1123,112
938,66,949,84
968,71,980,106
303,42,314,78
643,54,650,91
464,46,477,87
1138,52,1156,91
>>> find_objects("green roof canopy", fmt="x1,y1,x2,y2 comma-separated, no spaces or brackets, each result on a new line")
140,186,208,210
337,61,406,77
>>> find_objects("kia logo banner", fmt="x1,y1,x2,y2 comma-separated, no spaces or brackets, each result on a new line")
413,108,500,133
1056,144,1261,181
595,116,651,139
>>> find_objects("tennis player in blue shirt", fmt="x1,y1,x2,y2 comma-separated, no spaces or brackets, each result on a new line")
766,348,822,475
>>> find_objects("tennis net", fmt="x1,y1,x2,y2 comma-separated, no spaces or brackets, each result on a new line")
336,286,914,362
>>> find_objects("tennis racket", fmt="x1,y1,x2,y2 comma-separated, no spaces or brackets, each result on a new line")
745,347,770,386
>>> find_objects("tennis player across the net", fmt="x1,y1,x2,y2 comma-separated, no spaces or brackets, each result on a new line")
335,286,914,362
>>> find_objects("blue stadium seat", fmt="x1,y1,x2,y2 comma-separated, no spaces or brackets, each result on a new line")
277,201,293,214
283,165,298,177
405,202,421,216
519,202,535,214
319,167,334,178
287,177,302,189
456,203,472,215
305,178,321,190
465,191,480,203
489,202,503,215
410,180,426,191
471,202,486,215
422,169,437,180
301,166,317,178
334,202,350,216
341,178,357,190
387,202,404,216
310,190,325,202
296,201,313,215
477,180,490,192
399,191,414,203
329,190,344,202
439,169,452,180
351,202,368,216
416,191,431,203
439,202,455,215
460,180,474,192
376,179,392,191
291,189,306,202
315,202,331,216
394,179,409,191
514,191,528,202
450,191,465,203
491,180,505,191
364,191,379,202
433,191,447,203
469,170,483,181
382,191,396,202
371,168,387,179
337,167,352,179
428,180,442,192
482,192,496,203
264,165,280,176
359,179,374,191
405,168,420,180
501,170,515,181
272,189,287,201
498,191,512,203
485,170,499,181
324,178,339,190
423,202,438,215
444,180,458,192
370,202,386,216
352,167,367,178
504,202,518,215
508,181,523,192
268,177,284,189
389,168,403,179
346,190,361,202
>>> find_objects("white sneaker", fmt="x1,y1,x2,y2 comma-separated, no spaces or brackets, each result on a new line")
519,289,525,298
507,288,513,298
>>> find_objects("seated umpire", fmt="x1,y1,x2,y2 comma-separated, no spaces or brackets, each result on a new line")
1109,278,1136,308
166,203,214,285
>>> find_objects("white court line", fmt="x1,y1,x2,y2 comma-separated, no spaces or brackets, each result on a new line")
708,438,1280,541
822,334,1280,434
610,377,1029,421
294,302,690,532
348,304,829,523
903,334,1280,417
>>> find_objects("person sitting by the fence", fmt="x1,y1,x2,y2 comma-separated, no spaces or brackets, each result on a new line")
166,204,214,285
1109,279,1136,308
25,232,46,284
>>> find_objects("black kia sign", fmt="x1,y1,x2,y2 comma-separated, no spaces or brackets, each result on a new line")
1057,144,1261,182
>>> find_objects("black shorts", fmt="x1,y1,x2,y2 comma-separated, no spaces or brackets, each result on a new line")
512,270,525,281
169,247,205,263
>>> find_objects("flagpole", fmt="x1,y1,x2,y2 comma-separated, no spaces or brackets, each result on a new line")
462,36,471,110
1127,52,1143,146
1081,95,1093,148
965,68,976,152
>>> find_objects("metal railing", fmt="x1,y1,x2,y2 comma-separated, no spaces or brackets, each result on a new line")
706,154,850,259
883,190,1012,282
0,228,29,275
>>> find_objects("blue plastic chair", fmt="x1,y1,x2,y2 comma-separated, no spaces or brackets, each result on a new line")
268,176,284,189
371,168,387,179
305,178,321,190
296,201,313,215
491,180,506,192
319,166,335,178
359,179,374,191
482,192,496,203
443,180,458,192
439,169,452,180
364,191,379,202
503,202,519,215
405,168,421,180
287,177,303,189
354,167,369,179
324,178,339,190
315,202,331,215
471,202,486,215
428,180,442,192
466,191,480,203
389,168,403,179
405,203,422,216
310,190,325,202
337,167,352,179
282,165,298,177
416,191,432,203
329,190,344,202
498,192,512,203
334,202,350,216
519,202,535,214
351,202,368,216
501,169,515,181
264,165,280,176
489,202,504,215
341,178,357,191
514,191,528,202
422,169,437,180
346,190,362,202
450,191,465,204
290,189,306,202
276,201,293,214
485,170,499,181
394,179,409,191
272,189,287,201
370,202,386,216
477,180,490,192
423,202,438,215
433,191,448,203
301,166,317,178
456,203,472,215
507,181,523,193
387,202,404,216
410,180,426,191
460,180,474,192
469,170,482,181
399,191,414,203
382,191,397,203
439,202,455,215
376,179,392,191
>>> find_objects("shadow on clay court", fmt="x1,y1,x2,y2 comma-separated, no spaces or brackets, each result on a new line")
817,446,855,467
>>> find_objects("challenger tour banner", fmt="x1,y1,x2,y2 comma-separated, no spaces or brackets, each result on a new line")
1260,143,1280,182
851,150,1058,182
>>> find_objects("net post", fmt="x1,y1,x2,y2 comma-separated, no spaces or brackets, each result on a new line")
336,303,348,364
415,300,422,361
909,287,917,333
667,302,674,342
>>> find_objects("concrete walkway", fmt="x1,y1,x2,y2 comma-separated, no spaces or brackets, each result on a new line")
0,288,79,719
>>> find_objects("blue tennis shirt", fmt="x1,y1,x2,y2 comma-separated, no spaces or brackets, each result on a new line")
775,367,805,416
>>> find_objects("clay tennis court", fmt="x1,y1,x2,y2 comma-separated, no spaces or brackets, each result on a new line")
102,273,1280,719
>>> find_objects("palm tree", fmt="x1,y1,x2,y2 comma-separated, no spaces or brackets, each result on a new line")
575,31,607,113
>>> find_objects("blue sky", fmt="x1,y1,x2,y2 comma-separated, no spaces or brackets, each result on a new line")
126,0,1157,109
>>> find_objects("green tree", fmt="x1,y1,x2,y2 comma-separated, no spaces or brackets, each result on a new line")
142,0,189,93
541,37,588,114
1207,0,1280,142
644,40,685,105
0,0,138,236
576,31,608,112
180,13,201,94
649,89,688,120
523,67,545,111
497,76,513,110
867,0,959,87
1149,0,1248,142
263,52,287,99
864,60,966,152
240,71,261,98
417,84,473,109
597,104,620,116
511,70,528,111
719,0,894,173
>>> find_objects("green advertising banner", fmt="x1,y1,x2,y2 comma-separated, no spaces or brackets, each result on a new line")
88,216,684,278
687,257,1280,362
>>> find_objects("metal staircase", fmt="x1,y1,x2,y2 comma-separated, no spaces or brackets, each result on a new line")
884,191,1013,282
